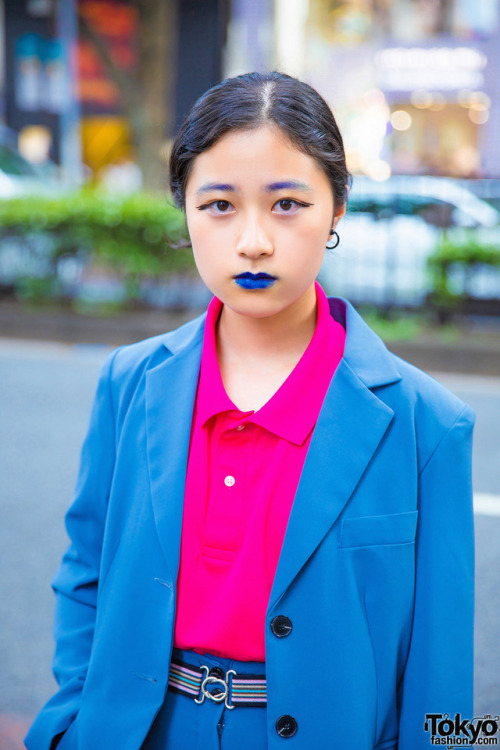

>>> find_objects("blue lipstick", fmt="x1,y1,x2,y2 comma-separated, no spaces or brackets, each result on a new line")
233,272,277,290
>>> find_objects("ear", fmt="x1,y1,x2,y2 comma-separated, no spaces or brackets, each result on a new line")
331,205,347,230
331,184,350,229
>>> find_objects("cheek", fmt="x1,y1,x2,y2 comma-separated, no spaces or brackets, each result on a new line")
189,222,237,275
186,214,212,261
185,207,200,241
187,207,227,242
281,222,328,259
290,202,332,240
189,233,226,285
191,242,214,276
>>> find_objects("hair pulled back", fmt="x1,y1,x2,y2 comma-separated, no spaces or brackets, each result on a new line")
169,71,352,211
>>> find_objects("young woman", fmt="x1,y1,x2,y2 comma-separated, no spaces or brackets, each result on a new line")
26,72,475,750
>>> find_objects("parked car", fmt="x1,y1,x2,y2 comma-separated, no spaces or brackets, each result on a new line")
319,176,500,306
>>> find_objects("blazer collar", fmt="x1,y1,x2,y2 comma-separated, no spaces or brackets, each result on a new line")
159,296,402,391
161,313,206,357
329,297,401,389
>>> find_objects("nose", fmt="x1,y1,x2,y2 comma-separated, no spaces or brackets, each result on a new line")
236,214,273,259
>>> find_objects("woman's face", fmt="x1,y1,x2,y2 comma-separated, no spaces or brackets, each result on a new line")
184,125,345,320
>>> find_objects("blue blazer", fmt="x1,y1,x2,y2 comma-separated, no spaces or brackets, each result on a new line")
25,298,475,750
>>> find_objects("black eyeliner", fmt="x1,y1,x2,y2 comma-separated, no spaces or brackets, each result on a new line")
195,201,229,211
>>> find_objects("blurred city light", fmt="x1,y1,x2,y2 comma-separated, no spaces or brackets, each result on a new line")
18,125,52,164
390,111,412,131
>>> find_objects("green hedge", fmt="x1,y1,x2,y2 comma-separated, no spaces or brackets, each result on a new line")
0,189,194,279
427,235,500,302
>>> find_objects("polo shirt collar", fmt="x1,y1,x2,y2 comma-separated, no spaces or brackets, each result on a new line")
196,296,238,426
196,281,344,446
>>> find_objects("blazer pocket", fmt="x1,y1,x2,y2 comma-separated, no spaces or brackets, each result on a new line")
339,510,418,549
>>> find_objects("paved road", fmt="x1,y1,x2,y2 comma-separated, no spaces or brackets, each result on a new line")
0,340,499,747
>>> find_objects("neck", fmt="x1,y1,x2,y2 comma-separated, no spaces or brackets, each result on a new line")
216,283,318,367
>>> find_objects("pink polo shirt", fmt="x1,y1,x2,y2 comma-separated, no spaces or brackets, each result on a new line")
173,281,345,661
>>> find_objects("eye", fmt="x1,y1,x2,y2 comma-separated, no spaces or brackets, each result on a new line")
214,200,231,212
196,199,234,214
273,198,313,214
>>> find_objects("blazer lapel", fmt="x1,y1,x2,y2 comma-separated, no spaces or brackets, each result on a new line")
145,316,205,584
268,299,401,611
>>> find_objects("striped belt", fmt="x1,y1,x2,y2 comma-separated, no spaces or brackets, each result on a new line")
168,657,267,709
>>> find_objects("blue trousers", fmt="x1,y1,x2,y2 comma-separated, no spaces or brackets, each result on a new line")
142,648,268,750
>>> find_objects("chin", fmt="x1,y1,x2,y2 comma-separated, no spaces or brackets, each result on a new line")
226,294,290,319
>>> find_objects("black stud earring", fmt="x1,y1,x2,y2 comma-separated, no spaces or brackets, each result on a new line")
326,230,340,250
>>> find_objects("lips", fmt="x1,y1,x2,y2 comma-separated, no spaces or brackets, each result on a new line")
233,272,277,290
234,272,277,281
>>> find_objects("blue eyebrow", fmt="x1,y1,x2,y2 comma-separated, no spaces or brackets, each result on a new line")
196,183,236,194
265,181,312,192
196,180,312,195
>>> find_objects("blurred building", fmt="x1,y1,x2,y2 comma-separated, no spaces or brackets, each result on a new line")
278,0,500,179
0,0,229,182
0,0,498,182
1,0,70,168
225,0,500,180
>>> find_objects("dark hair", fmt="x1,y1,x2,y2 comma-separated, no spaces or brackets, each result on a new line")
169,71,352,211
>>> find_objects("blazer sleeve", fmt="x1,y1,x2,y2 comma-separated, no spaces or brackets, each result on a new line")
397,404,475,748
25,350,119,750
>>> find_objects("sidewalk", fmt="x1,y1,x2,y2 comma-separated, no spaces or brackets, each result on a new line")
1,300,499,376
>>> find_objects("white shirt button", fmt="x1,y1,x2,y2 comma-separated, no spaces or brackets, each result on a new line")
236,424,246,431
224,475,236,487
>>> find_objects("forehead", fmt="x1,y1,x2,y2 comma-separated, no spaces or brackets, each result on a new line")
186,125,329,190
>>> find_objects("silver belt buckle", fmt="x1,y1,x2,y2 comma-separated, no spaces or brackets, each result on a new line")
195,665,236,709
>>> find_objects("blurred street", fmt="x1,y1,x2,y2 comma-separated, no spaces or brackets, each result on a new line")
0,336,499,749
